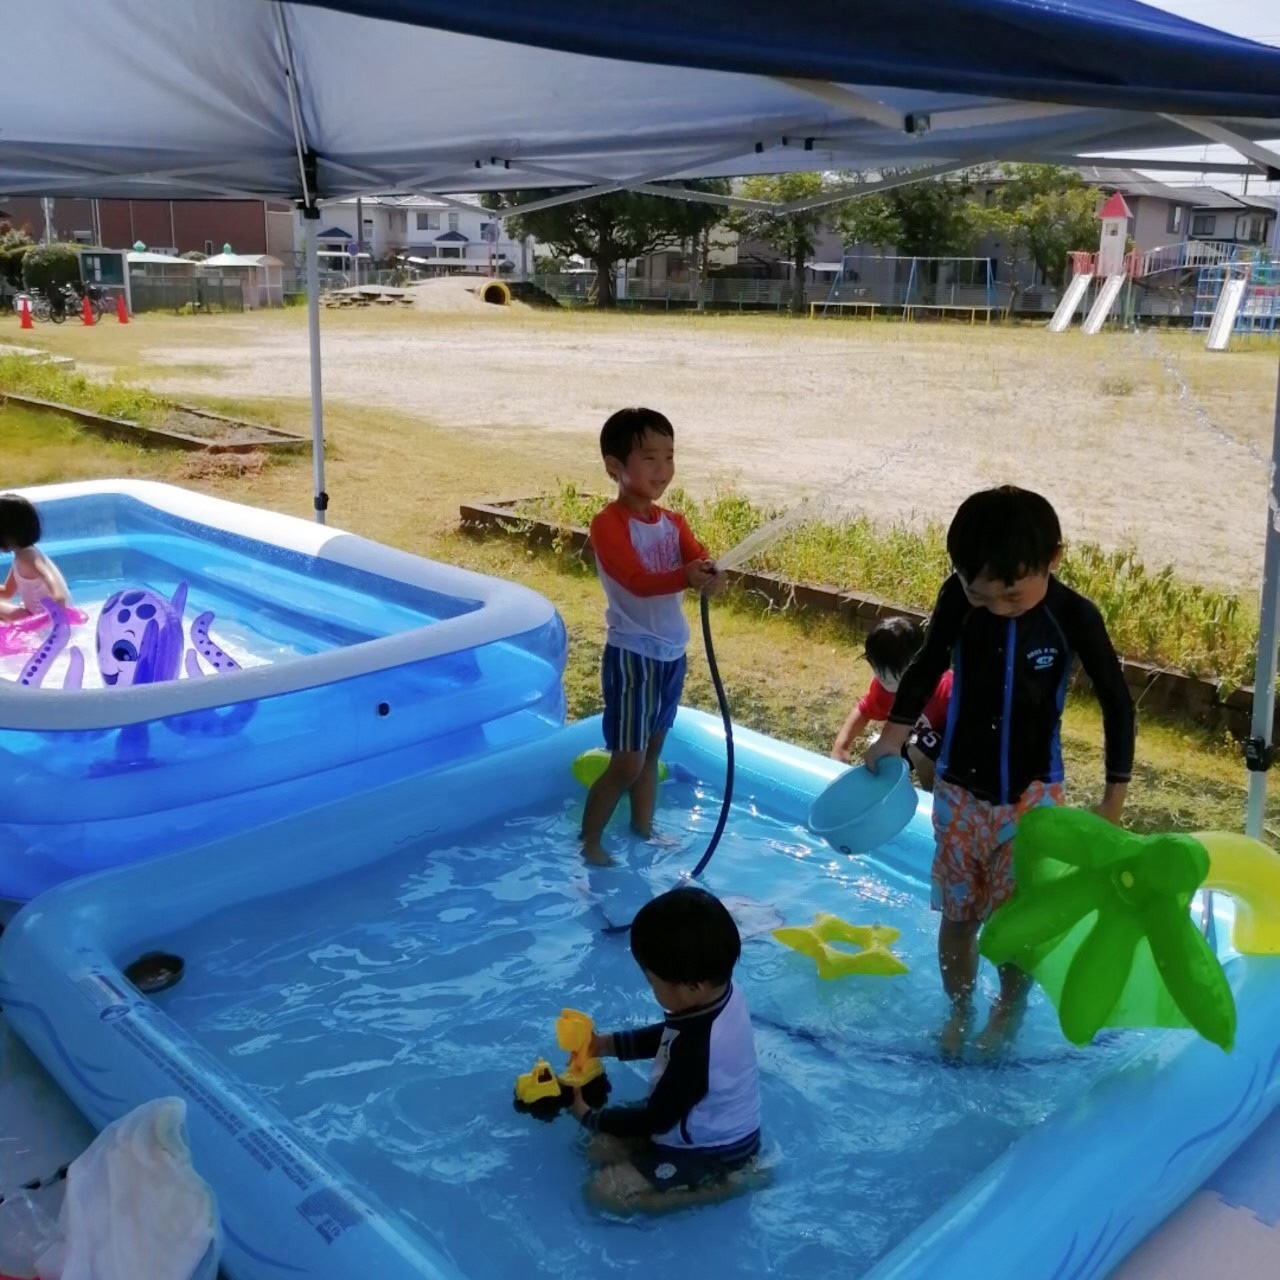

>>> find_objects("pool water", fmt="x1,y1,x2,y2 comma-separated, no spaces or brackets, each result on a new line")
0,587,275,689
151,780,1152,1280
0,493,474,686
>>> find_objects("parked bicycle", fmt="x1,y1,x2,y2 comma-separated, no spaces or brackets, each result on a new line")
68,280,113,319
23,289,61,323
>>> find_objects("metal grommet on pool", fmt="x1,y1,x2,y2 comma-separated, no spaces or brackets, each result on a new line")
377,702,391,717
124,951,185,994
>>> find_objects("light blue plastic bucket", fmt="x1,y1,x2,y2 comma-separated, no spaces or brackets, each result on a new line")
807,758,917,855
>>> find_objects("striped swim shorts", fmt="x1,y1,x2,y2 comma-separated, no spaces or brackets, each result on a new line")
601,644,686,753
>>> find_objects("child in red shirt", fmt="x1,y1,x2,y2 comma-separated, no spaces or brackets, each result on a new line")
830,617,951,790
581,408,725,865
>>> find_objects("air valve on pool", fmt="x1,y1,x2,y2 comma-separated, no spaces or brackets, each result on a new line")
124,951,185,994
513,1008,610,1121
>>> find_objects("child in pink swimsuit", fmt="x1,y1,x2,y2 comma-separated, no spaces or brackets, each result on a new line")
0,494,77,642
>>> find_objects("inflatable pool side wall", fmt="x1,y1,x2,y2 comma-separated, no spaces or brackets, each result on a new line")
0,481,567,897
2,480,563,731
3,710,1279,1280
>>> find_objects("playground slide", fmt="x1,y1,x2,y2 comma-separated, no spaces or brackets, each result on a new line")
1082,274,1125,335
1048,273,1092,332
1206,277,1248,351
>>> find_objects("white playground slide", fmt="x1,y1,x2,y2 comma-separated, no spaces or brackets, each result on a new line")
1206,276,1247,351
1082,274,1125,334
1048,273,1092,332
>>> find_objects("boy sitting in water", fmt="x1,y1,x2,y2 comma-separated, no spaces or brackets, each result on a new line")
830,616,952,790
570,886,761,1212
865,487,1135,1060
581,408,726,866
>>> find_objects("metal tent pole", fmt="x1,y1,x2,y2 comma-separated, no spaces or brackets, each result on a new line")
304,211,328,526
1245,353,1280,839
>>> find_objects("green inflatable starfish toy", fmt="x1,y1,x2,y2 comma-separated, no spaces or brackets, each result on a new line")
979,807,1236,1051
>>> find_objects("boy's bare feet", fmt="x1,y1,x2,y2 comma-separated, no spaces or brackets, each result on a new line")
939,1001,975,1061
582,840,614,867
974,998,1025,1058
642,829,681,851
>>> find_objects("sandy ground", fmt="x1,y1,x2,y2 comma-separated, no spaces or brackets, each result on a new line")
53,304,1280,586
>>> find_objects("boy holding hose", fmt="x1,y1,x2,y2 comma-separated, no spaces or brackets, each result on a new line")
581,408,726,866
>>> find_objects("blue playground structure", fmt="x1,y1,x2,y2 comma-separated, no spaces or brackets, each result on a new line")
1194,253,1280,342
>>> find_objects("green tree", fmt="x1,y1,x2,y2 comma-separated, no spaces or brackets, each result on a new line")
725,173,839,315
483,182,729,307
0,222,34,289
979,164,1101,290
836,172,978,257
21,242,82,295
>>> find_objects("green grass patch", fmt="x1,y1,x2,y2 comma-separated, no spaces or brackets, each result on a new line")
523,484,1257,686
0,354,175,423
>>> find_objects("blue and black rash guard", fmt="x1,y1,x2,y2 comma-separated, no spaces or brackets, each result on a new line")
889,575,1135,805
580,984,761,1150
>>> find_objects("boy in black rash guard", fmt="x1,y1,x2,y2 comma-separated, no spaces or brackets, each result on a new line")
866,487,1135,1060
569,886,761,1212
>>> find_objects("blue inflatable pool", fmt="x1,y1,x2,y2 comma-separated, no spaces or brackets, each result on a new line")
0,480,566,899
3,710,1278,1280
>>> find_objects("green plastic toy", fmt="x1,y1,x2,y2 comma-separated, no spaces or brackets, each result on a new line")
979,807,1236,1051
572,747,668,788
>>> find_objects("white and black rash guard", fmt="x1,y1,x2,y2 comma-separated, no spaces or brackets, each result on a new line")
580,984,761,1150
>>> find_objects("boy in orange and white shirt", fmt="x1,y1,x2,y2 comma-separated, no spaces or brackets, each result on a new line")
581,408,725,865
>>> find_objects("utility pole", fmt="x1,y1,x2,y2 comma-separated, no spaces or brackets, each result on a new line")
355,197,363,287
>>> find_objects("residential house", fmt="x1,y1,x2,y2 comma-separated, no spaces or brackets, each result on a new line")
1169,188,1278,248
633,231,740,284
1070,168,1196,252
966,166,1197,296
732,224,846,282
298,196,532,274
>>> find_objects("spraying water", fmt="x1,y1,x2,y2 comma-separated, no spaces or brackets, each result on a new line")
715,435,925,572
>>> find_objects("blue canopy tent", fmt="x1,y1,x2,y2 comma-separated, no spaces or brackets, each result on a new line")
303,0,1280,117
3,0,1280,839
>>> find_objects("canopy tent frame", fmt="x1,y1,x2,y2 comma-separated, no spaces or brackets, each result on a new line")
7,0,1280,836
1247,368,1280,840
1164,117,1280,178
210,0,1280,838
274,0,327,520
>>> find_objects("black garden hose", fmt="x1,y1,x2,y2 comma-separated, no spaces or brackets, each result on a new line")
690,593,734,880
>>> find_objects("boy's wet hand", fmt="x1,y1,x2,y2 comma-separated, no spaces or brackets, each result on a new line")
864,730,906,774
569,1088,590,1120
685,560,717,591
589,1031,614,1058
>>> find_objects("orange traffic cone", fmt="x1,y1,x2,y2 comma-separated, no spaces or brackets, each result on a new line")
82,295,95,326
19,296,32,330
116,294,129,324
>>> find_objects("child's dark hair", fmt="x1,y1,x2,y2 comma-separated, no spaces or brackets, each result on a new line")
0,495,41,551
947,486,1062,585
864,617,924,681
600,407,674,465
629,886,740,986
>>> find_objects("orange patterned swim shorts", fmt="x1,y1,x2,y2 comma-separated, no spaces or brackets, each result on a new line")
930,779,1066,922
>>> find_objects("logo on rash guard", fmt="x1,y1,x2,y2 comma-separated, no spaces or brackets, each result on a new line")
1028,646,1059,671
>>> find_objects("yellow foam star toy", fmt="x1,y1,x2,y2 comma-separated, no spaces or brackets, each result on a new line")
772,912,909,979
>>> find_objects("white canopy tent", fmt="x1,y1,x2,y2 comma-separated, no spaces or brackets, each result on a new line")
5,0,1280,833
